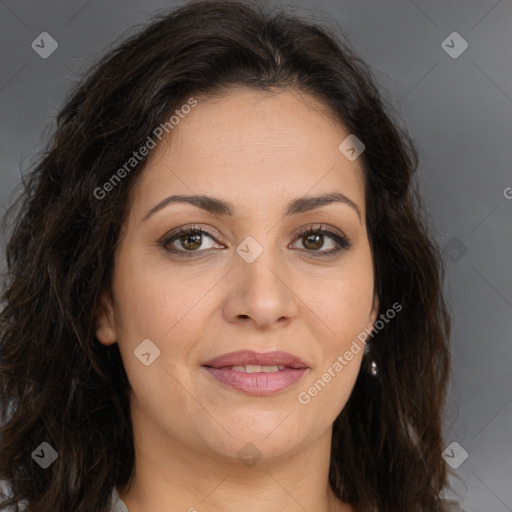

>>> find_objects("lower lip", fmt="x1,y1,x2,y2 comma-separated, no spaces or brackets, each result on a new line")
203,367,308,396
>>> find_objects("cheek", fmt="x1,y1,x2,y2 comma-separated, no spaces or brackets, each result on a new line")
110,253,207,422
298,283,370,424
111,249,212,341
313,254,375,349
296,249,373,413
110,251,222,404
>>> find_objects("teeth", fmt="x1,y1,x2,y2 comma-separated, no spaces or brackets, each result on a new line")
228,364,285,373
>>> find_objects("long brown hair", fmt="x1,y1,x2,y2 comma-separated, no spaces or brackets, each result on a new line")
0,1,452,510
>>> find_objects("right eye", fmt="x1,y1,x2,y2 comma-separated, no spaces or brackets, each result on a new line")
159,225,225,256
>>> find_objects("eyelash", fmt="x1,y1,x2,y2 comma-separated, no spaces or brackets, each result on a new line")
158,224,351,258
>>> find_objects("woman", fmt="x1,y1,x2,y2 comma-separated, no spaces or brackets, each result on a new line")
0,1,454,511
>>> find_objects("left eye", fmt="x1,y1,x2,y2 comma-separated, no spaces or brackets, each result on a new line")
159,225,351,257
291,227,349,254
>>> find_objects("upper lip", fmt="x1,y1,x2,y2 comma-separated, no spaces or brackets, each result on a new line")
202,350,309,369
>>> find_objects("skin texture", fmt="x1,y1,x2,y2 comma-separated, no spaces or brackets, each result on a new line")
96,87,379,512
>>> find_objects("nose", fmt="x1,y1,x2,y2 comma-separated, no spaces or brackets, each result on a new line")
222,241,299,330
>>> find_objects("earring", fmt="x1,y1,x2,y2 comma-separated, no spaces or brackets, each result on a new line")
364,342,378,376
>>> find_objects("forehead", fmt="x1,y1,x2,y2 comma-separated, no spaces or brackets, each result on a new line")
130,87,366,219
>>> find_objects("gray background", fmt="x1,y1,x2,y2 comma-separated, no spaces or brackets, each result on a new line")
1,1,511,510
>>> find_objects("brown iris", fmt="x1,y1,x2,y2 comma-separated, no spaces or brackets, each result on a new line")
302,233,324,251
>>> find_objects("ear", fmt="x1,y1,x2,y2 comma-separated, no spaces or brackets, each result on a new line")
95,290,118,346
368,293,380,329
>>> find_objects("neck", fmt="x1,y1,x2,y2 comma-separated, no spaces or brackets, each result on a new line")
117,400,354,512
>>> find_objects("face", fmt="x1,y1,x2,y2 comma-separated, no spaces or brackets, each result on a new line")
96,87,379,463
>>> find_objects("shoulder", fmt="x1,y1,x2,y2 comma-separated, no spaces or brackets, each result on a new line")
0,480,27,511
1,480,129,512
110,486,130,512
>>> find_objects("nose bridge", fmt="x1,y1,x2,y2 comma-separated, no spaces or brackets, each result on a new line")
227,230,297,325
236,231,285,293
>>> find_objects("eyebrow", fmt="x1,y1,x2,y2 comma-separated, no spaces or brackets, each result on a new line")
142,192,362,223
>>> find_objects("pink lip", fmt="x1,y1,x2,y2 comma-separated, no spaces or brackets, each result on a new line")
202,350,309,396
203,350,308,369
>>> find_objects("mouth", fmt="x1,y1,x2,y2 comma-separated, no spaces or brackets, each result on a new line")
201,350,309,396
213,364,290,372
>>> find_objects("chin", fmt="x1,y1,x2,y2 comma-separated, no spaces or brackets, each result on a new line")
196,415,311,461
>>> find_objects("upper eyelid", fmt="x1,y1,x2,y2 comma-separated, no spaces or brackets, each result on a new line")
162,223,346,239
